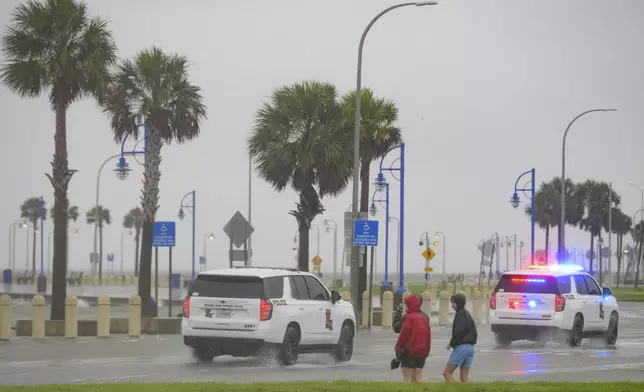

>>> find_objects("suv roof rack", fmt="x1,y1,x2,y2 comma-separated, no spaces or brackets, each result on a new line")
232,266,300,272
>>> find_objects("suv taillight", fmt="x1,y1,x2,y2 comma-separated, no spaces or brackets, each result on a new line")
260,299,273,321
490,291,497,310
183,296,191,318
555,294,565,312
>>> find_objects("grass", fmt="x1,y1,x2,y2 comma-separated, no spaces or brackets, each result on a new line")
1,382,643,392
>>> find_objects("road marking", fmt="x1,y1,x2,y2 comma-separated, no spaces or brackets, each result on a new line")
71,374,150,383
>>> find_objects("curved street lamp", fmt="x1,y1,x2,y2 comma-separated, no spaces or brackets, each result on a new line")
510,168,536,266
559,109,616,258
349,1,438,314
178,190,196,279
369,182,393,288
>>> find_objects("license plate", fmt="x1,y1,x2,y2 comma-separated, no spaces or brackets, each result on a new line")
216,309,232,318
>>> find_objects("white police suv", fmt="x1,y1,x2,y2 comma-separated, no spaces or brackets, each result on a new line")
181,267,356,365
489,265,619,348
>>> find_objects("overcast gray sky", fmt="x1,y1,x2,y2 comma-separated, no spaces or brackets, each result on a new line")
1,0,643,277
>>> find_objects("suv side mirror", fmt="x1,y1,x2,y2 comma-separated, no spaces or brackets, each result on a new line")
331,290,342,304
602,287,612,298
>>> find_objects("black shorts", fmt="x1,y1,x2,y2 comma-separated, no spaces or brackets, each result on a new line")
400,355,426,369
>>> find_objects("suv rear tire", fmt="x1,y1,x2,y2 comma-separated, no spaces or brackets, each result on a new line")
277,326,300,366
494,333,512,348
568,314,584,347
193,347,216,362
333,324,354,362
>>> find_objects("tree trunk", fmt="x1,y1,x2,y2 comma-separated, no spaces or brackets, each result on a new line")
48,104,72,321
134,228,140,277
31,219,37,274
616,234,622,288
138,129,162,318
544,226,550,263
98,223,103,282
589,235,595,275
358,159,370,308
636,228,643,289
297,222,310,271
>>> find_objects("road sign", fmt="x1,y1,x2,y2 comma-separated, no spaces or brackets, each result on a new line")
223,211,254,248
352,219,379,247
107,254,114,262
152,221,176,247
312,255,322,266
423,247,436,262
424,266,433,272
199,256,206,265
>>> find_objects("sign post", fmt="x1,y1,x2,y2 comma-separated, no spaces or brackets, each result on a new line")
353,219,379,329
107,254,114,278
153,221,176,316
223,211,254,268
199,256,206,272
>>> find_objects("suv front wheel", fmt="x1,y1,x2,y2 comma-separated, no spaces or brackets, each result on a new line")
278,326,300,366
333,324,354,362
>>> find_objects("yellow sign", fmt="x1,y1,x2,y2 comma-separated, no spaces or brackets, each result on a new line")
422,248,436,262
424,266,433,272
312,255,322,265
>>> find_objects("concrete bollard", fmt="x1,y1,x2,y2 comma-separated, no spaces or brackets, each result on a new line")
0,294,11,341
32,295,45,339
438,290,450,326
402,290,411,301
485,291,492,325
422,290,432,316
472,290,482,324
128,295,141,337
97,295,110,338
451,282,458,294
429,283,437,300
381,291,394,328
361,291,369,327
342,291,351,301
65,296,78,339
464,285,473,300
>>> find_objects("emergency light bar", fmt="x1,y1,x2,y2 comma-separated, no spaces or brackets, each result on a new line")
528,264,584,272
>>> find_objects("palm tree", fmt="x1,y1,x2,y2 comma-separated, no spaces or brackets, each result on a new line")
248,81,353,272
86,206,111,281
579,180,621,275
123,207,144,277
607,208,632,287
19,197,46,273
1,0,117,321
50,205,79,222
633,221,643,288
340,88,401,297
102,47,206,317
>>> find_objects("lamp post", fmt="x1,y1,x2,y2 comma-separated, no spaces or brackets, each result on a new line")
120,230,132,275
95,124,148,283
501,234,516,271
559,109,616,258
178,190,196,279
510,168,536,266
370,181,392,287
311,224,320,274
629,183,644,212
634,208,644,289
349,1,438,312
323,220,338,286
418,231,430,285
519,241,525,269
203,233,214,270
435,231,446,279
375,143,406,295
389,216,400,288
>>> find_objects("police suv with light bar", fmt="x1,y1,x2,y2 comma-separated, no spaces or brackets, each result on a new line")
489,264,619,347
181,267,356,365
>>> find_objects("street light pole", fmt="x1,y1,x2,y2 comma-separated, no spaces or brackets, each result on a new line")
178,190,196,279
350,1,438,313
311,224,320,258
248,155,253,266
8,220,24,271
370,182,391,287
323,220,338,285
389,217,400,286
434,231,446,279
559,109,617,258
203,233,214,270
629,183,644,212
510,168,536,265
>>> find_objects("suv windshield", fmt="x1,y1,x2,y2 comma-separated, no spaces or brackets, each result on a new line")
189,275,280,299
495,274,559,294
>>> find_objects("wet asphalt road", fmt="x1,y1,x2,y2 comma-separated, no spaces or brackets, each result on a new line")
2,303,644,385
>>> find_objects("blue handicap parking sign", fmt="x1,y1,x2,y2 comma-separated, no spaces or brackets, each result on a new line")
153,221,176,247
199,256,206,265
353,219,379,247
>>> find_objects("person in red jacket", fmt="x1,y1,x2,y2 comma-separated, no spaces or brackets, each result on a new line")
394,295,431,383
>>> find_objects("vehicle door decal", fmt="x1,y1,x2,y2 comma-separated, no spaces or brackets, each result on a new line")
325,309,333,331
599,302,604,319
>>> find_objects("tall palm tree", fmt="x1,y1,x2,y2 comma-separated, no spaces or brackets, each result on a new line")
633,221,643,288
1,0,117,320
249,81,353,272
50,205,79,222
86,206,111,281
102,47,206,317
579,180,621,275
19,197,46,273
123,207,144,277
340,88,400,297
607,208,632,287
